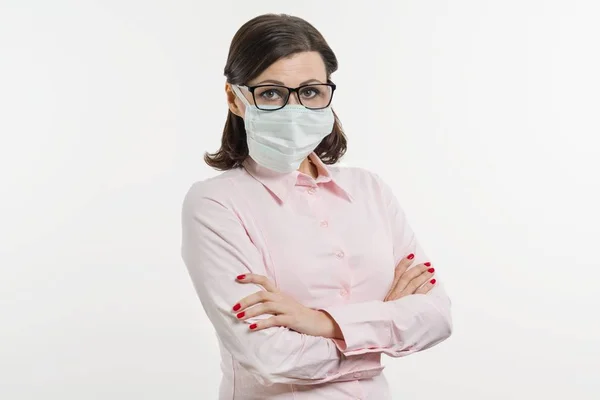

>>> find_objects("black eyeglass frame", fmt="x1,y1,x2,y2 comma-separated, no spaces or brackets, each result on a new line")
241,81,337,111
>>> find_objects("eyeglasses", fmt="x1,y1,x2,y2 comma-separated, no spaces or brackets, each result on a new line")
240,82,336,111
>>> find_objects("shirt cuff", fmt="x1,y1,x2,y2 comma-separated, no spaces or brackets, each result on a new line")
321,301,393,356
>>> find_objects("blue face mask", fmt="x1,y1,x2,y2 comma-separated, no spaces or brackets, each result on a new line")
232,85,334,173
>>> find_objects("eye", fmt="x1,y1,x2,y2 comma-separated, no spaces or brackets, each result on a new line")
257,87,284,100
299,86,321,99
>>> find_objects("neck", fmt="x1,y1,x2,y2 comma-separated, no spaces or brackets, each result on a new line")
298,157,318,179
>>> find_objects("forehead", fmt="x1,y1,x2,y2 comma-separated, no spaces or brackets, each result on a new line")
250,51,327,86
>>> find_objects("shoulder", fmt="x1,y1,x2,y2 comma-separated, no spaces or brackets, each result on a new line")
182,168,246,213
328,164,387,193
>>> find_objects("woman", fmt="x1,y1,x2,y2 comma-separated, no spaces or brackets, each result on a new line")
181,13,452,400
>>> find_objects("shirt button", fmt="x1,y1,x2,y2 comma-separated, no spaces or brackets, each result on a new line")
339,288,348,297
353,372,362,379
307,188,316,195
320,220,329,228
335,251,345,259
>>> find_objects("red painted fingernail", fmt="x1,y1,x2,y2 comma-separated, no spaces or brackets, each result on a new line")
236,312,245,319
424,262,431,267
236,274,246,280
249,323,257,330
232,303,241,311
407,253,415,260
430,279,436,284
428,268,435,273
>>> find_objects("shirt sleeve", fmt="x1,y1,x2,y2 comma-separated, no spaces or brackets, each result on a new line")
180,181,384,386
321,174,453,357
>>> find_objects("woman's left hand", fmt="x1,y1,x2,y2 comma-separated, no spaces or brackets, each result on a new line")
232,273,343,339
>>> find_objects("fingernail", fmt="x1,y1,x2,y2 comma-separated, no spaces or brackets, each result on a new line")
236,274,246,280
428,268,435,273
236,312,245,319
430,279,436,284
407,253,415,260
249,323,257,330
424,262,431,267
233,303,241,311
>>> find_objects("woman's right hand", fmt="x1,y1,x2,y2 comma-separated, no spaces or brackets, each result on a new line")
384,253,437,302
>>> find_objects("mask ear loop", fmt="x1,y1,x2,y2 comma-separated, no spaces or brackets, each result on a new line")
231,84,251,107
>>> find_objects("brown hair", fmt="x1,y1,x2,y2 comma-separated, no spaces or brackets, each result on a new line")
204,14,347,170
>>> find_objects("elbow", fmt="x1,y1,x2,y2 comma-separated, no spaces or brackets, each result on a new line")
442,294,453,337
236,340,308,386
389,300,453,357
438,310,453,343
426,290,453,346
239,333,332,386
426,300,453,349
428,296,453,346
236,356,284,386
240,362,282,387
240,359,307,387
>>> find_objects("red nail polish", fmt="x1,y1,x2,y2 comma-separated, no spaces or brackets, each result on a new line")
233,303,241,311
430,279,436,284
407,253,415,260
236,312,245,319
237,274,246,280
249,323,257,330
428,268,435,273
424,262,431,267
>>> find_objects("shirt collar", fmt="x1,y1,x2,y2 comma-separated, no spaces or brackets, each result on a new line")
242,153,354,204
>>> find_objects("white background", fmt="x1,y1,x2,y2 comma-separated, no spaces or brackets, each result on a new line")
1,0,599,399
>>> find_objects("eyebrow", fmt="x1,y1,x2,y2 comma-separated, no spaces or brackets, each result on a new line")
251,78,325,86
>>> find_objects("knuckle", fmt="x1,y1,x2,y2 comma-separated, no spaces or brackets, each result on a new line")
411,269,424,278
258,303,269,313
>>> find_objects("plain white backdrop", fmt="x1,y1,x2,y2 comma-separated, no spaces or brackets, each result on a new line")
1,0,599,399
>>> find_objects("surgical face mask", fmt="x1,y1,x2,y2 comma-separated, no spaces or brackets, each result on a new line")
231,85,335,173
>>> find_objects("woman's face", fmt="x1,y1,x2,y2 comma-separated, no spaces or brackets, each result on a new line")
227,51,328,117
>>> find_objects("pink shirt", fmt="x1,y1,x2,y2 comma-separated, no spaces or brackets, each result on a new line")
181,153,452,400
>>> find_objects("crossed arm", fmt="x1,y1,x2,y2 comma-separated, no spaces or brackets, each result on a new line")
180,178,452,387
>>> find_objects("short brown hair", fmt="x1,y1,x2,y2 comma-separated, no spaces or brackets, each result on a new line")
204,14,347,170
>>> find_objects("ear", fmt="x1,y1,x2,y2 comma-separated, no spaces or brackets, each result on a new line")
225,83,244,118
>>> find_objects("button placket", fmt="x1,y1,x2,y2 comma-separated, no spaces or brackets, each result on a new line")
307,188,353,302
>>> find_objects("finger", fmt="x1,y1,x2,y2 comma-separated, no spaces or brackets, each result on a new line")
232,290,275,312
235,302,286,321
400,266,435,295
415,278,436,294
248,315,293,332
236,273,279,293
384,253,415,300
393,262,432,294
